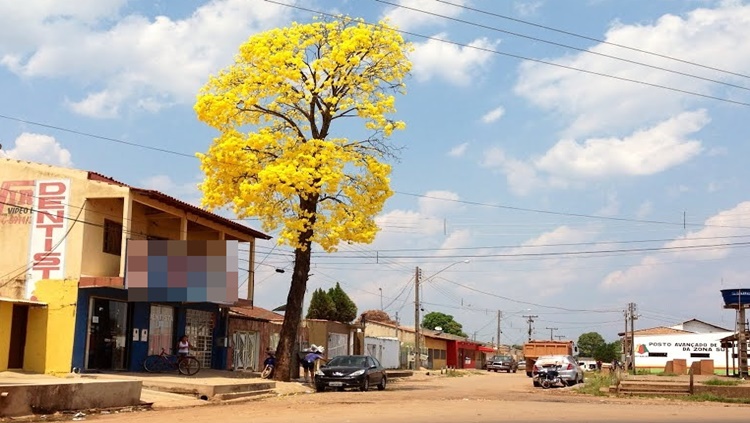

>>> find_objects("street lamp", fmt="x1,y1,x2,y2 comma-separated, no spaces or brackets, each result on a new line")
414,260,470,370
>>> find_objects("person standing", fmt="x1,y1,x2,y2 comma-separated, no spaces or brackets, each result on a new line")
176,335,191,360
302,346,324,383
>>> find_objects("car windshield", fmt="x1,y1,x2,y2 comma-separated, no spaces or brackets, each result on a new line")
326,356,368,368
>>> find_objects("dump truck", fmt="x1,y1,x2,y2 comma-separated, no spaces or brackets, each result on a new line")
522,340,578,377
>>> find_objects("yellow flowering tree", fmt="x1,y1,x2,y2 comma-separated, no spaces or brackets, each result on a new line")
195,17,411,381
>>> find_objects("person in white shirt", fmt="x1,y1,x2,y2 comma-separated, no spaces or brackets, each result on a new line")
176,335,191,359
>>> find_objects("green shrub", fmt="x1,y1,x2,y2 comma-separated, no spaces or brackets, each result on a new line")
703,377,742,386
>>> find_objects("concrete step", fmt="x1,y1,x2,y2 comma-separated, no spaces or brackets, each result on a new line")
213,389,275,402
619,382,690,392
212,381,275,395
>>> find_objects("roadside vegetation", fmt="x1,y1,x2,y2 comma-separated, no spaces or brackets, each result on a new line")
702,377,743,386
576,372,616,396
683,393,750,404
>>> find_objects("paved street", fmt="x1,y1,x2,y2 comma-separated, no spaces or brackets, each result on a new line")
86,371,750,423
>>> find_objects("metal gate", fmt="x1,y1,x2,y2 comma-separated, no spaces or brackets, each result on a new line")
185,309,214,368
232,331,259,371
148,305,174,355
327,332,348,357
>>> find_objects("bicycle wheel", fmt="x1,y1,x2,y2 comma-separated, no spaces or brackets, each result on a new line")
144,355,167,373
178,357,201,376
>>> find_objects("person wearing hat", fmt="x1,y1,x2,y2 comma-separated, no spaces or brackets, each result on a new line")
302,346,324,383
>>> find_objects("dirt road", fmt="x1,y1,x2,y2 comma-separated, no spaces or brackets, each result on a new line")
90,371,750,423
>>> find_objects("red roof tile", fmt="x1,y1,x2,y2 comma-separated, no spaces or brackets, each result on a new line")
230,306,285,321
87,171,270,240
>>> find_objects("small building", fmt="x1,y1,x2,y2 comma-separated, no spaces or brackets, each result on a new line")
226,304,284,371
621,319,735,372
0,158,271,374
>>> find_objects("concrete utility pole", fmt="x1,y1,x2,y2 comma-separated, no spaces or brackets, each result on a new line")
546,327,559,340
523,315,538,342
414,266,421,370
379,287,383,310
624,308,629,364
554,335,565,341
629,302,638,375
496,310,502,354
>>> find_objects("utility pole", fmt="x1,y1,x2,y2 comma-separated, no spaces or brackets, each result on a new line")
414,266,421,370
379,287,383,310
496,310,503,354
546,327,559,340
523,315,538,342
554,335,565,341
473,331,477,341
623,308,629,365
629,302,638,375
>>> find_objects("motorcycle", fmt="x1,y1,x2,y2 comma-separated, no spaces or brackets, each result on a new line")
535,365,566,389
261,353,276,379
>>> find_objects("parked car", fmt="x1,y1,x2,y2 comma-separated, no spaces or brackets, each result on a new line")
517,359,526,371
531,355,584,387
314,355,387,392
487,355,518,373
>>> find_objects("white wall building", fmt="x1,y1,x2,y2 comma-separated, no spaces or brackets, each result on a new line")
628,319,741,371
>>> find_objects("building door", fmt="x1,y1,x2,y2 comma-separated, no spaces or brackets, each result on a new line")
87,298,129,370
232,331,259,371
148,305,174,355
7,305,29,369
185,309,214,368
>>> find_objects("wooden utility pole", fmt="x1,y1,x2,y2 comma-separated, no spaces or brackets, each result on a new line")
523,315,538,342
496,310,502,353
546,327,558,340
414,266,421,370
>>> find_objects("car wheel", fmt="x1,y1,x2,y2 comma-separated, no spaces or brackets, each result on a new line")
377,376,386,391
315,384,325,392
566,380,576,386
360,377,370,392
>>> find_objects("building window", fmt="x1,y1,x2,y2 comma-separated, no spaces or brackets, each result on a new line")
103,219,123,255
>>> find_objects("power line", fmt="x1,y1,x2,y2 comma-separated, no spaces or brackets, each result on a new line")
307,240,750,260
375,0,750,92
394,191,750,231
436,276,620,313
263,0,750,108
433,0,750,80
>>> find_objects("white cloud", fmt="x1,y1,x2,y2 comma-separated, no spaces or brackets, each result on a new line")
481,106,505,123
65,90,125,119
0,0,294,118
381,0,468,31
448,142,469,157
1,133,73,167
418,190,463,217
514,1,543,17
535,110,707,179
514,1,750,137
636,201,653,218
410,35,498,86
139,174,201,205
601,201,750,291
597,192,620,217
482,111,708,194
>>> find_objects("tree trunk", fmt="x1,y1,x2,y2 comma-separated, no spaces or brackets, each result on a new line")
273,197,317,382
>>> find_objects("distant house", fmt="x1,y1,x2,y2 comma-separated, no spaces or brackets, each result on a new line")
669,319,731,334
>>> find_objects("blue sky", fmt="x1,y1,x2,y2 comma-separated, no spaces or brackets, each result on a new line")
2,0,750,345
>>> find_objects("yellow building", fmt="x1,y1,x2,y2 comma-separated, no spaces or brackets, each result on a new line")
0,158,270,374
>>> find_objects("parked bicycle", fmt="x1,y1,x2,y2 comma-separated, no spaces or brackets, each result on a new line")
143,348,201,376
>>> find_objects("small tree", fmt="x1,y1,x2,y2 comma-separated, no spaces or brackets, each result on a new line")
422,311,466,337
577,332,606,358
306,288,336,320
360,309,396,325
328,282,357,323
194,17,411,381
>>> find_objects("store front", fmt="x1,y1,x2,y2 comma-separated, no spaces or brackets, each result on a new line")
86,298,129,370
71,287,228,372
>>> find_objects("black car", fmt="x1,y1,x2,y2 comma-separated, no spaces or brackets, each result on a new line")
314,355,387,392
